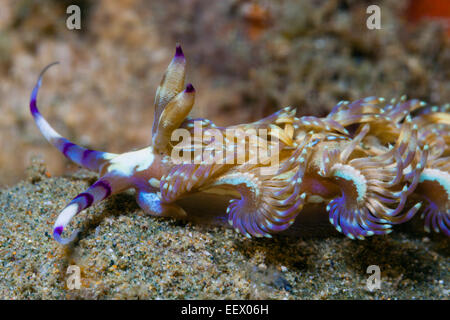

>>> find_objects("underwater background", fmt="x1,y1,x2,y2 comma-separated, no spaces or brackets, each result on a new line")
0,0,448,299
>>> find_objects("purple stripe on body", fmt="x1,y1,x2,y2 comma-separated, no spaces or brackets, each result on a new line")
29,80,42,115
30,63,60,116
82,149,96,166
30,98,38,115
92,180,112,199
62,142,76,157
73,192,94,209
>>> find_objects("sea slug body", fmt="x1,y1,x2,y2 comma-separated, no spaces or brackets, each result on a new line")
30,45,449,244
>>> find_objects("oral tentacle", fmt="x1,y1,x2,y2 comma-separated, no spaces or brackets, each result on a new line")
30,62,117,172
53,176,124,244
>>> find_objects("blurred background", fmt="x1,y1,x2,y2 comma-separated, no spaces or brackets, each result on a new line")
0,0,449,187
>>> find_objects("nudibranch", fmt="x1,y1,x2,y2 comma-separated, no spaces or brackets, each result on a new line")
30,45,449,244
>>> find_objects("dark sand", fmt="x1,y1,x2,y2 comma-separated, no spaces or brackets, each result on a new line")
0,160,448,299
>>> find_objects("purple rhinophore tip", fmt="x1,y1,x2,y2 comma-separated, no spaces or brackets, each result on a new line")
185,83,195,93
54,226,63,236
175,44,184,59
